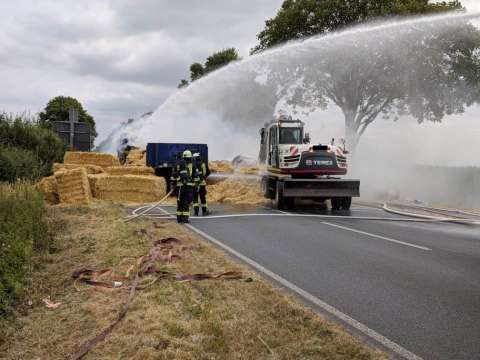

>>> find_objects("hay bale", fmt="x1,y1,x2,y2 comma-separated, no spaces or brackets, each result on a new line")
64,151,120,168
126,149,146,166
94,175,166,203
105,166,154,176
55,167,92,205
53,163,105,174
38,176,59,205
87,174,108,197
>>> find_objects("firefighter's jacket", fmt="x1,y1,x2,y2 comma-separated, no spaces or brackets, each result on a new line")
174,159,199,187
195,160,209,186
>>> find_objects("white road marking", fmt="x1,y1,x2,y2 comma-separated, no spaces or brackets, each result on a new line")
320,221,431,251
272,206,431,251
132,207,480,225
168,214,423,360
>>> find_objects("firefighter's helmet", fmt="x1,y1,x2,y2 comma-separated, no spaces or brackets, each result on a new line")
182,150,192,159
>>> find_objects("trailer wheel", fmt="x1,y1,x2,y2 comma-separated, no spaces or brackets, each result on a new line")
341,197,352,210
331,198,341,211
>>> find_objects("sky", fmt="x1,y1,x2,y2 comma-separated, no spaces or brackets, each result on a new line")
1,0,479,147
0,0,283,142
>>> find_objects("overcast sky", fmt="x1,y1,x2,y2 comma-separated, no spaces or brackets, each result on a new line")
1,0,479,144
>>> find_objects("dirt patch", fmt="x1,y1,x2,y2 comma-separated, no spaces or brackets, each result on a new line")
1,203,386,360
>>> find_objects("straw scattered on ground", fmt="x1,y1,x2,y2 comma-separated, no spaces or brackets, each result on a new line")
209,161,234,174
0,203,386,360
208,179,265,205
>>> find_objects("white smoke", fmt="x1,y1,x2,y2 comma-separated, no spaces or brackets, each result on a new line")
96,11,480,206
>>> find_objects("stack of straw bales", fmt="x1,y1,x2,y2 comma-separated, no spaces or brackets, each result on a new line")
55,167,92,205
94,175,166,203
38,151,167,205
64,151,120,168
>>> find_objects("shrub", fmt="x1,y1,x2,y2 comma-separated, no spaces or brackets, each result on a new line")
0,113,67,182
0,147,43,183
0,182,50,314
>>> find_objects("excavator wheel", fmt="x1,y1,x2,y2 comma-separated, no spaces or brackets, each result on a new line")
261,176,275,199
331,198,342,211
341,197,352,210
274,186,294,210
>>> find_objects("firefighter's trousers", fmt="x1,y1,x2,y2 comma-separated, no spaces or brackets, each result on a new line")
193,185,208,215
176,185,193,222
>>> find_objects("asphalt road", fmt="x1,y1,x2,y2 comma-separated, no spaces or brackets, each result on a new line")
154,203,480,360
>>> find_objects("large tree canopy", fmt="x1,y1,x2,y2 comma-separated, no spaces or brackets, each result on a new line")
252,0,463,54
38,96,97,139
252,0,480,149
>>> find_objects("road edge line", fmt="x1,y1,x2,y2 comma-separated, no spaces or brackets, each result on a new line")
180,221,423,360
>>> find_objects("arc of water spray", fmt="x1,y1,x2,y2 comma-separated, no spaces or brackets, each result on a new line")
100,10,480,155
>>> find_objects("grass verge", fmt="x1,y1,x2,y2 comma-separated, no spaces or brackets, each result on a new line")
0,182,52,314
0,202,387,359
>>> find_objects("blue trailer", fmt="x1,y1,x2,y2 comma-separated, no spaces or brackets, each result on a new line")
146,143,209,193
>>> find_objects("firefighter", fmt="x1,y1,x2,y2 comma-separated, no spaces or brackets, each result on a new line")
175,150,197,224
192,152,210,216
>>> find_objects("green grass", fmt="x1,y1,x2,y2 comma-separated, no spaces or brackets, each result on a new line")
0,182,51,314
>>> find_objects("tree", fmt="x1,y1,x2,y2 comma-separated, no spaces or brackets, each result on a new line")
204,48,240,73
178,48,240,87
178,79,189,88
38,96,97,139
252,0,463,54
252,0,476,149
190,62,205,81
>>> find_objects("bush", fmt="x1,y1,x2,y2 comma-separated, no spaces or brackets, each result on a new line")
0,182,50,314
0,147,43,183
0,113,67,182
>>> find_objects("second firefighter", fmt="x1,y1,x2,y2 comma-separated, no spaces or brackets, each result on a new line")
193,152,210,216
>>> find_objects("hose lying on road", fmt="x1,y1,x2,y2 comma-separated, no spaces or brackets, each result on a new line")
130,205,480,225
383,203,480,221
124,189,174,222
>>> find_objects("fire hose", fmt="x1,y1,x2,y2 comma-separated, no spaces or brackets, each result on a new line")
124,189,174,222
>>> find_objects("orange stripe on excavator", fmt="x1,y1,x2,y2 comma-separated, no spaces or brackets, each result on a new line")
267,167,347,176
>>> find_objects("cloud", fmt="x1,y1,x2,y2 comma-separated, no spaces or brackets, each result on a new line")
1,0,478,147
0,0,281,143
